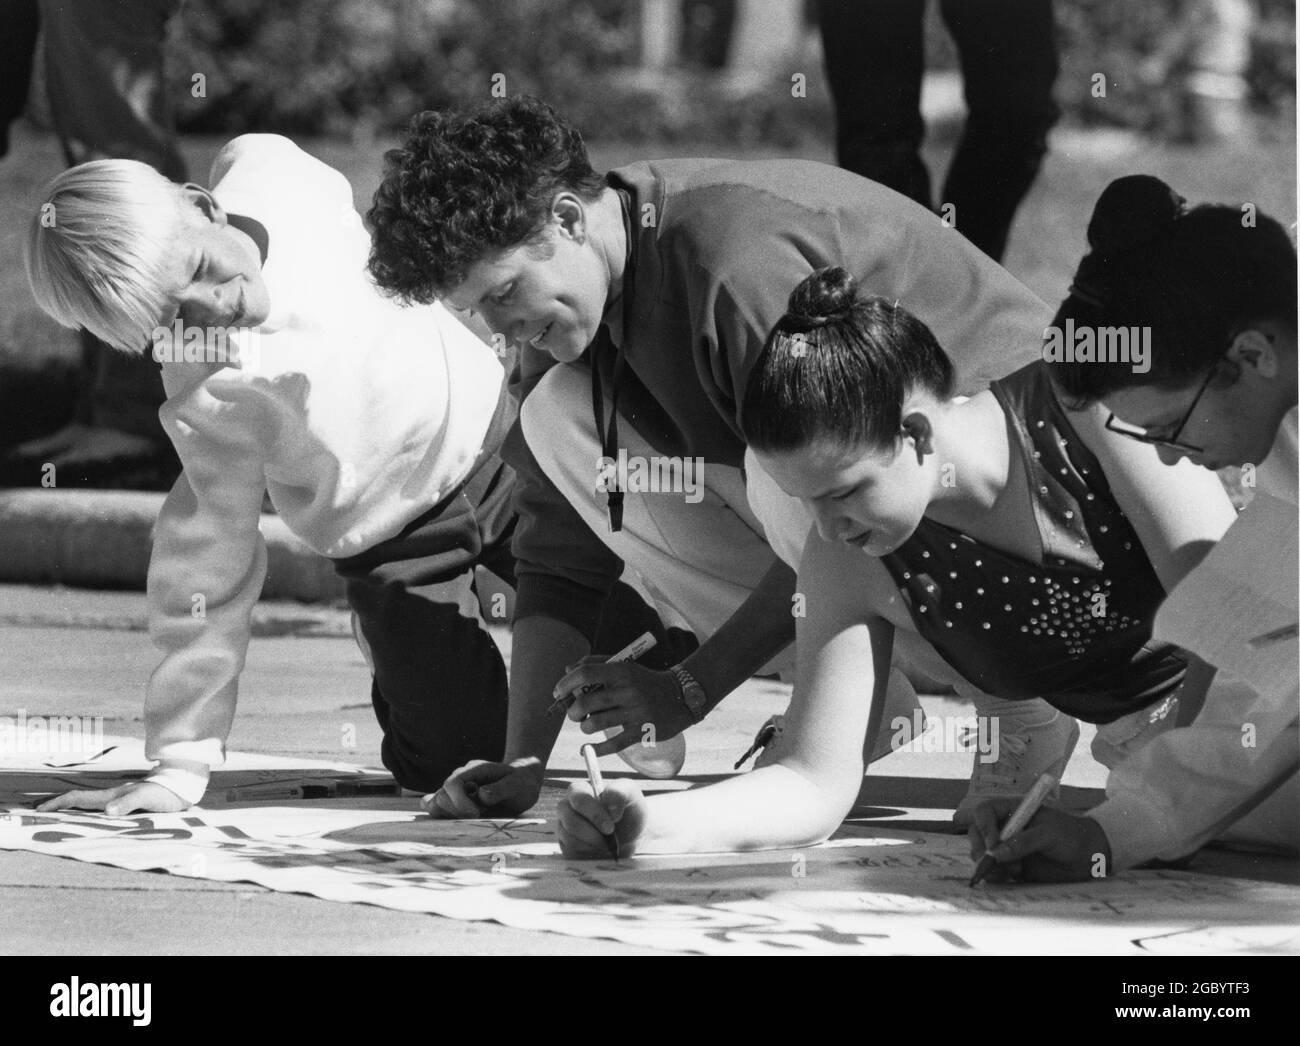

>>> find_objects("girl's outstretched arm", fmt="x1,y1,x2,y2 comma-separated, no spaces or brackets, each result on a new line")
560,531,895,857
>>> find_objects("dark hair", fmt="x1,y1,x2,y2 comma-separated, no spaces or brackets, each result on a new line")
366,96,607,303
741,267,956,453
1048,174,1297,406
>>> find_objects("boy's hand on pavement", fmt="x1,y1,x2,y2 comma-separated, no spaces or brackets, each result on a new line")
423,757,544,819
37,782,187,816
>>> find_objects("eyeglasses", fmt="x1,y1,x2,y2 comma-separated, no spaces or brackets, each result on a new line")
1104,364,1218,454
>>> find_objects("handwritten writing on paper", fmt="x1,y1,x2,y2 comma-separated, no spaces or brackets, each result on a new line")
1,807,1294,955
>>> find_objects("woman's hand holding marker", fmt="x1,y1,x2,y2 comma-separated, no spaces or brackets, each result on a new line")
557,759,647,860
967,797,1114,883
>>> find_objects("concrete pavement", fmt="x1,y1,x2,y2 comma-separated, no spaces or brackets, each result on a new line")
0,582,784,954
0,490,346,601
3,582,1296,955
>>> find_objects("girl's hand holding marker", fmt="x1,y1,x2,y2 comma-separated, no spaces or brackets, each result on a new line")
557,746,648,860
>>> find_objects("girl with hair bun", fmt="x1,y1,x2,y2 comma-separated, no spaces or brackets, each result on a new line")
558,261,1240,869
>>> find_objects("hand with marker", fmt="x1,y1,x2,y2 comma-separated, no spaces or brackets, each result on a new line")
423,757,544,819
553,660,693,756
37,781,187,816
968,798,1113,883
557,771,648,860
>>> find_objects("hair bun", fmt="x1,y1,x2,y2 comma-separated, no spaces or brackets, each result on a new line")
786,266,858,329
1087,174,1186,255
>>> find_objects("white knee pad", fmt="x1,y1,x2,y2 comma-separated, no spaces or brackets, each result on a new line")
519,363,594,490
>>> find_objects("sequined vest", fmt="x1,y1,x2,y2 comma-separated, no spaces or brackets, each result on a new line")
879,364,1186,724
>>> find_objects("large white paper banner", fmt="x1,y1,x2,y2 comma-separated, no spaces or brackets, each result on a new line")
2,803,1296,955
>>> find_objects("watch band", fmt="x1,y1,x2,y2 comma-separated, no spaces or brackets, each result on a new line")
669,664,708,724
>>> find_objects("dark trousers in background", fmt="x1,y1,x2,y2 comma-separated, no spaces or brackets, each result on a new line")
40,0,188,182
0,0,39,159
3,1,186,474
42,0,187,440
817,0,1060,261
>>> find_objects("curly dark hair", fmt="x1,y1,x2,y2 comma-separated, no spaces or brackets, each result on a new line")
366,96,607,303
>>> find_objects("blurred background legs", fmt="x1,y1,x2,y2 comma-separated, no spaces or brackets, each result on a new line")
817,0,931,209
1,0,185,490
0,0,39,161
816,0,1059,261
939,0,1059,262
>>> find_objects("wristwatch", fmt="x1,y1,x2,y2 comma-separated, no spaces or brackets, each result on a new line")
669,664,708,724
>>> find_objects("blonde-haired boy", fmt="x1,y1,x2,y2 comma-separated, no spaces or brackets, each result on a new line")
28,134,519,812
27,158,201,354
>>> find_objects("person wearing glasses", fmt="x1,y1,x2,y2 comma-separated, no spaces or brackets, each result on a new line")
557,259,1239,861
966,174,1298,881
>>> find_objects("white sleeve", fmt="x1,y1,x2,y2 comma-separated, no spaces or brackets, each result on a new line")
211,134,358,227
209,134,306,190
1091,476,1300,869
142,380,274,806
1090,672,1299,870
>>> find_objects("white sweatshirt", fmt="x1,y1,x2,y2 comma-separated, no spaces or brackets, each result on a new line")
143,135,504,804
1090,407,1299,868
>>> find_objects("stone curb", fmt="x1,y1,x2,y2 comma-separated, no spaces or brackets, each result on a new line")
0,489,346,603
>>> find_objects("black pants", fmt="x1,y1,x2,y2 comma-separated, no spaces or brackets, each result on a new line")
0,0,38,159
1,0,179,476
817,0,1060,261
333,389,697,793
